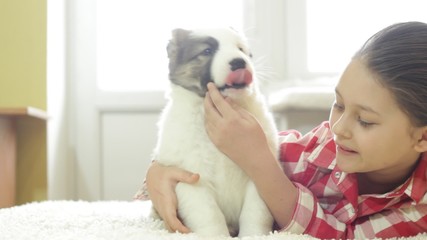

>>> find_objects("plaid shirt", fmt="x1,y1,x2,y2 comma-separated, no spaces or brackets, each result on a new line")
280,121,427,239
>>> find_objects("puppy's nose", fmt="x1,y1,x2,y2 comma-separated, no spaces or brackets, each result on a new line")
229,58,246,71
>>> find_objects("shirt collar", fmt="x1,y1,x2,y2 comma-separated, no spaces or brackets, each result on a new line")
402,152,427,202
361,153,427,202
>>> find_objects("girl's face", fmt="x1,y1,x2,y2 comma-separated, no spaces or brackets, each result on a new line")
329,59,425,184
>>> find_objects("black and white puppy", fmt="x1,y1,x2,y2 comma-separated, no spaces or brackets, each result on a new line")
152,28,278,237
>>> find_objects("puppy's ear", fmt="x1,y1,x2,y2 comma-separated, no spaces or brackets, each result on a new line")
167,29,190,59
167,28,191,73
172,28,191,41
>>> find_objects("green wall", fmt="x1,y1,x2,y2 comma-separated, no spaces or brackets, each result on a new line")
0,0,47,204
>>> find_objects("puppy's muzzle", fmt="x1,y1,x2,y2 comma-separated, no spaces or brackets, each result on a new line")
219,58,253,90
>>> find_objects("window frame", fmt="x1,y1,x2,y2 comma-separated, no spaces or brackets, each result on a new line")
245,0,338,88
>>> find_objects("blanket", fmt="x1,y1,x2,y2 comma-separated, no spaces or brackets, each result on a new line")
0,200,425,240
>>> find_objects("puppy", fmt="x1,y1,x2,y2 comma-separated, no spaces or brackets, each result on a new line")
152,28,279,237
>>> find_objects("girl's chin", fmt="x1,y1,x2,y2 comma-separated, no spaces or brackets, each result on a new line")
336,155,359,173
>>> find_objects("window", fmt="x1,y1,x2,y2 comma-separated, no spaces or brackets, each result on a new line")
96,0,427,91
96,0,244,91
306,0,427,75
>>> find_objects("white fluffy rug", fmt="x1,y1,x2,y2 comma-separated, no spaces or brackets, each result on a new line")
0,200,315,240
0,200,426,240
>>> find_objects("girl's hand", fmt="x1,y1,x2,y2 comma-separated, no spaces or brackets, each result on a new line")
203,82,271,172
145,161,200,233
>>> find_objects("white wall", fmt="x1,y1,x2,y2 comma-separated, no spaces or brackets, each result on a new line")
47,0,75,200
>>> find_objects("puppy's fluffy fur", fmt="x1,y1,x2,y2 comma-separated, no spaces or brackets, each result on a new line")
152,28,279,237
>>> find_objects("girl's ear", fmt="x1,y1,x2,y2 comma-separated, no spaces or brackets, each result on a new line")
414,127,427,152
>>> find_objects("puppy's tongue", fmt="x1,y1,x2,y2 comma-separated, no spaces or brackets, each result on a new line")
225,69,253,87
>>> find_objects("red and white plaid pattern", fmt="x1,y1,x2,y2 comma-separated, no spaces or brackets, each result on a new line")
279,121,427,239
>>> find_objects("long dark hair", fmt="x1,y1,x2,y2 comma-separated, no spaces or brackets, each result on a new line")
354,21,427,127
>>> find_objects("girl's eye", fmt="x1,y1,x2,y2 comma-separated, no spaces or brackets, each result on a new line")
333,102,344,112
358,117,374,128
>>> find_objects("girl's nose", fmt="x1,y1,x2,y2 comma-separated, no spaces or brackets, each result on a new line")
331,114,352,139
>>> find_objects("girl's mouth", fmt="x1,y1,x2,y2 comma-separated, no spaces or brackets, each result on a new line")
336,144,358,155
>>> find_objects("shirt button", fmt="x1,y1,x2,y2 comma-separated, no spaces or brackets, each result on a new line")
334,172,341,179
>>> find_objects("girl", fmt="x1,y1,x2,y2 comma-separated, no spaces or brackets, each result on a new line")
137,21,427,239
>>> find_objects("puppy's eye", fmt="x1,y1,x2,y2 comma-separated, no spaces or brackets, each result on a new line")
238,46,252,58
202,48,213,56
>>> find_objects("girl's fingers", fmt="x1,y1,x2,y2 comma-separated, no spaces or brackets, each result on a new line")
146,163,198,234
164,208,191,233
206,83,235,117
174,169,200,184
204,92,223,122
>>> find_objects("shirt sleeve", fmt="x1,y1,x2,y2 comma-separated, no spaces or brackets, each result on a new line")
281,183,353,239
